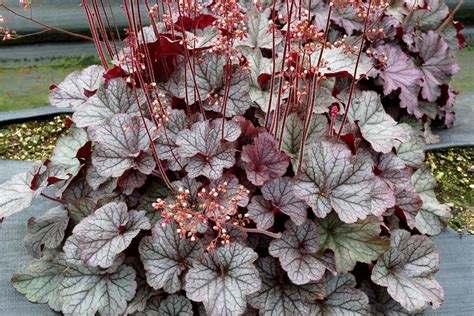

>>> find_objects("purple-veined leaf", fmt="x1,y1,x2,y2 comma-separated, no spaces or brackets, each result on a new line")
24,205,69,258
241,47,272,89
294,140,375,223
315,45,371,79
124,258,162,315
139,221,203,293
0,163,47,221
85,163,109,190
172,52,253,116
412,166,451,235
118,169,148,195
394,123,425,169
416,31,459,102
370,177,396,217
49,127,88,178
394,181,422,229
248,256,326,316
137,178,170,225
372,44,423,117
248,176,307,229
331,5,364,35
361,281,422,315
308,273,370,315
371,229,443,312
316,213,389,273
249,84,284,114
49,65,104,109
62,177,117,204
269,220,327,284
206,68,254,117
409,0,449,31
185,243,261,316
235,7,281,49
134,295,163,315
172,177,203,204
172,53,225,105
241,132,289,186
376,152,412,189
72,201,151,268
176,118,241,179
155,109,200,171
57,235,137,315
282,113,328,170
89,114,156,178
158,294,193,316
348,90,408,153
186,26,220,50
73,78,143,127
67,198,96,225
301,0,330,32
11,252,62,311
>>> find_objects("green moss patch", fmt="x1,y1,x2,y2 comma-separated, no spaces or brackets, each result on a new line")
0,116,68,160
427,148,474,234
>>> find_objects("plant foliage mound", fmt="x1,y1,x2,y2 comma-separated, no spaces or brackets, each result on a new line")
0,0,463,314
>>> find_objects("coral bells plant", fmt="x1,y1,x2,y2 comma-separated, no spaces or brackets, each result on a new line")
0,0,464,314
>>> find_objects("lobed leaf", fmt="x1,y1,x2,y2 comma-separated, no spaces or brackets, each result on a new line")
155,109,200,171
362,281,422,315
269,220,327,284
235,7,280,49
11,253,62,311
185,243,261,316
24,206,69,258
139,221,203,293
0,163,47,221
56,235,138,315
416,31,459,102
158,294,193,316
72,201,151,268
241,132,289,186
412,166,451,235
294,140,374,223
89,114,156,178
49,65,104,109
372,45,423,117
49,127,89,179
248,176,307,229
371,229,443,312
394,124,425,169
73,78,143,127
348,90,408,153
281,113,328,170
308,273,370,315
317,213,390,273
248,256,326,316
176,119,241,179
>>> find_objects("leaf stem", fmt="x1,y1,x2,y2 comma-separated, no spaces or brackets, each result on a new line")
40,193,66,205
436,0,464,32
296,4,333,175
229,224,281,239
0,3,95,42
336,0,373,140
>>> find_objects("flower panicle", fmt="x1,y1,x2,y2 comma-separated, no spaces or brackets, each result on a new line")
154,182,250,250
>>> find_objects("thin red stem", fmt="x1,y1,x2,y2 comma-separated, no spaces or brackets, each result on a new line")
336,0,373,140
0,3,94,41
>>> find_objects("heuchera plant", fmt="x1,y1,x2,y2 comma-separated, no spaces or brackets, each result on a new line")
0,0,464,315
